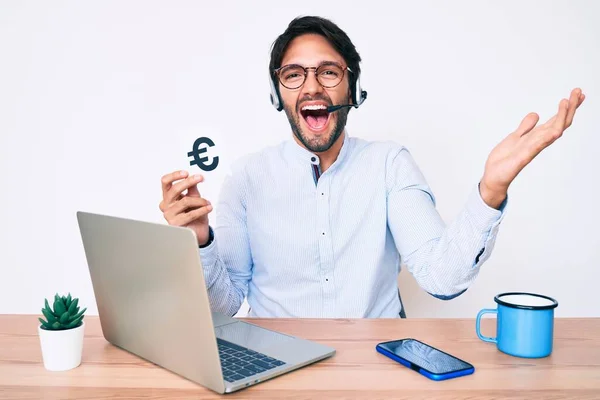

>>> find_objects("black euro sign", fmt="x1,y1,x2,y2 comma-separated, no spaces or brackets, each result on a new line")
188,137,219,172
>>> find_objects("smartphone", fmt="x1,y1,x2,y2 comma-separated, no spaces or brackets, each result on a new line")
376,338,474,381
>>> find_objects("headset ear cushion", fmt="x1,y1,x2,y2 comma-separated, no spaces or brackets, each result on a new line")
275,90,283,111
269,73,283,111
353,75,362,106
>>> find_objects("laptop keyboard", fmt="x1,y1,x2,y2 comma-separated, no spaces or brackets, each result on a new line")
217,338,286,382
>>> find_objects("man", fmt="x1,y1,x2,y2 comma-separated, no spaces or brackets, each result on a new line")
158,16,584,318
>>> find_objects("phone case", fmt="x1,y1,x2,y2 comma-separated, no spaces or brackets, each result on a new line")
376,339,475,381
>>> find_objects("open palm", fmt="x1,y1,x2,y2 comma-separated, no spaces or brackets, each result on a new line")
481,88,585,201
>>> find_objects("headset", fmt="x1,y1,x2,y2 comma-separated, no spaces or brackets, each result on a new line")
269,66,367,112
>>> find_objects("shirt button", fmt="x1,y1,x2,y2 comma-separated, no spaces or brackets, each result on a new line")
322,232,325,235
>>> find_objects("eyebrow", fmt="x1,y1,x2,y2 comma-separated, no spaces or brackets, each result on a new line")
280,60,344,68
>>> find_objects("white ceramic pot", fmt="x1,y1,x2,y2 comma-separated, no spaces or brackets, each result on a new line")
38,321,85,371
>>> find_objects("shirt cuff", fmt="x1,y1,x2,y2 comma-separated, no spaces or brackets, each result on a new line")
198,226,218,267
465,183,508,233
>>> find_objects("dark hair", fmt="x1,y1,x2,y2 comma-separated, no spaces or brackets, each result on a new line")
269,16,362,95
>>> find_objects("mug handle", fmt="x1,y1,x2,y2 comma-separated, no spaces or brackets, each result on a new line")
476,308,498,343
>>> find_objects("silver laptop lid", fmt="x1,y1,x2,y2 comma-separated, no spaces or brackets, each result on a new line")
76,211,226,393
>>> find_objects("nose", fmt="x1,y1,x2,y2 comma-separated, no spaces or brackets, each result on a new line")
300,68,323,98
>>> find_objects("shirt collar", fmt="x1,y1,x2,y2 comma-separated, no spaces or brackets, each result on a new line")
284,130,352,171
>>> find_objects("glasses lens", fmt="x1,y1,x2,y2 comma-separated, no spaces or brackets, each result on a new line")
278,65,305,89
317,64,344,87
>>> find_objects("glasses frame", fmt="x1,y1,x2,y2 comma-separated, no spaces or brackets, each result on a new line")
274,61,352,90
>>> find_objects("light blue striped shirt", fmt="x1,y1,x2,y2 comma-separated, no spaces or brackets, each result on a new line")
199,132,507,318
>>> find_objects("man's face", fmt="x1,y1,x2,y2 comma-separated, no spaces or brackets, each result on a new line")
277,34,351,153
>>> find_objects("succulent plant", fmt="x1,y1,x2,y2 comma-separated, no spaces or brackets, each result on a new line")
39,293,87,331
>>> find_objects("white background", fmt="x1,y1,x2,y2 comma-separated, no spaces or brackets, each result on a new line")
1,1,598,318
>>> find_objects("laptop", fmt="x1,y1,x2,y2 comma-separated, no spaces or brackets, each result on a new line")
76,211,335,394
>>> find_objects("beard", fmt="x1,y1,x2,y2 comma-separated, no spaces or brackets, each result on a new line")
284,96,350,153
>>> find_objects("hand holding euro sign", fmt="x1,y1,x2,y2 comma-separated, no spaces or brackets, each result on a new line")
159,170,213,246
159,136,221,246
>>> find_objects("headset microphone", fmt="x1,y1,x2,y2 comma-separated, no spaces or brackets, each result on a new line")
327,104,356,113
326,90,368,113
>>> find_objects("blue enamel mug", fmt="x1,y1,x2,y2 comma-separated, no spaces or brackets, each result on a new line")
476,292,558,358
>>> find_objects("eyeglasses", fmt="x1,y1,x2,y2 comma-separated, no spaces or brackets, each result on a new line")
274,62,351,90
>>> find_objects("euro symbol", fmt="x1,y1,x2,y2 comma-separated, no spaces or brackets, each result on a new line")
188,137,219,172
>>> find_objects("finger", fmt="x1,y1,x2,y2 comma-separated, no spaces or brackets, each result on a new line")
564,92,585,129
171,205,213,226
513,112,539,137
165,174,204,204
541,100,566,128
187,183,201,198
165,196,211,220
578,92,585,108
544,115,557,127
523,121,563,157
161,170,188,199
565,88,581,128
542,91,585,128
552,98,569,132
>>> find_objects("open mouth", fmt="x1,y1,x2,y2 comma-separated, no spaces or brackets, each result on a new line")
300,103,331,132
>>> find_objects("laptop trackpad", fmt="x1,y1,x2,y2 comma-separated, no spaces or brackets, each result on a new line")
215,321,295,353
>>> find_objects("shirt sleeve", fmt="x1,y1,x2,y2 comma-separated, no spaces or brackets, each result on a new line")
198,160,253,316
386,146,508,299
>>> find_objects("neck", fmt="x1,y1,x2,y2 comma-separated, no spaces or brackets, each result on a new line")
294,130,345,173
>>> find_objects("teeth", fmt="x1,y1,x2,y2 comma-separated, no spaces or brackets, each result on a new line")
302,104,327,111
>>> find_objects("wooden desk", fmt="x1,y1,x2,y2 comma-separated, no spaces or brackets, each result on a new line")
1,315,599,399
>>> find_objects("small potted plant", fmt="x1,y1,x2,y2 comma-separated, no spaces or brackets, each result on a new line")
38,293,87,371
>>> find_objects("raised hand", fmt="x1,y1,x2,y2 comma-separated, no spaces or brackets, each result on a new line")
159,170,213,246
480,88,586,209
